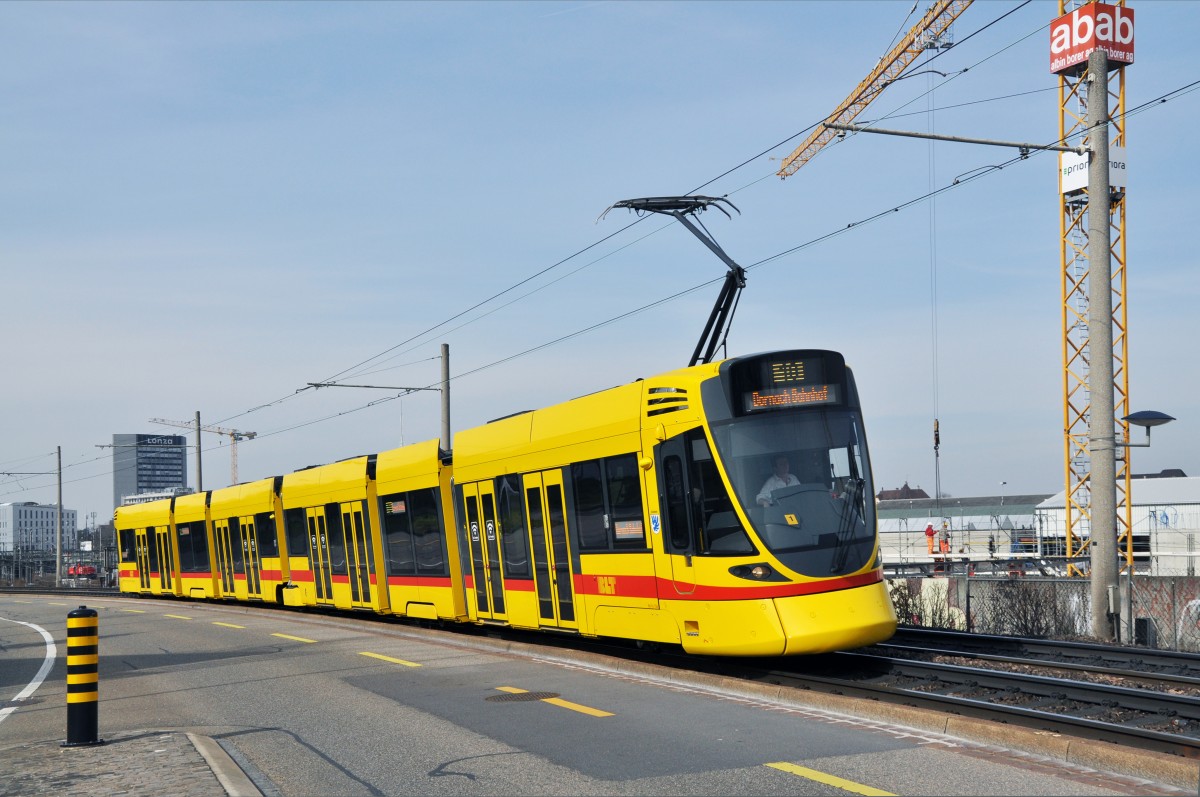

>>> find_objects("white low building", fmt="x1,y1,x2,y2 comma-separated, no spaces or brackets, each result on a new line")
876,494,1050,566
0,501,78,552
1036,476,1200,576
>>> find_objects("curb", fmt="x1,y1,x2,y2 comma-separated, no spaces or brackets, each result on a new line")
188,733,263,797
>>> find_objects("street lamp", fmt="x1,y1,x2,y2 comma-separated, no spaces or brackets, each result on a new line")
1114,410,1175,644
1119,411,1175,450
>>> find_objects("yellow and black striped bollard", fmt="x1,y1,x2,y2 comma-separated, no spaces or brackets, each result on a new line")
63,605,104,747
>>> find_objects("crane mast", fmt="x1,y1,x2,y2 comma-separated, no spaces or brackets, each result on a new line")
1057,0,1133,579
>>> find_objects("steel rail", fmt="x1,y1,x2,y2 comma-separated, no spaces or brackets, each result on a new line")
750,654,1200,758
835,651,1200,719
888,627,1200,680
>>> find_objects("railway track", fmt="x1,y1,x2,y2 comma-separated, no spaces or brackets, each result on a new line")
708,628,1200,759
466,621,1200,759
764,651,1200,757
494,622,1200,759
877,626,1200,688
1,586,118,601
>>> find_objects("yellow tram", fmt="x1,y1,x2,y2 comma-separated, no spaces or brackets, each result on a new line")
116,349,897,656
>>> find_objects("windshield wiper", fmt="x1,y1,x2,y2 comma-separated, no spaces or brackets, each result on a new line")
830,478,865,573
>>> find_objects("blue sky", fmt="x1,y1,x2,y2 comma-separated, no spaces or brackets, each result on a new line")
3,0,1196,528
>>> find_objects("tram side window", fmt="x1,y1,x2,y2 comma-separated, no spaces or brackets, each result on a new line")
607,454,646,549
381,492,417,576
119,528,134,562
496,474,530,578
572,461,607,549
381,489,448,577
686,429,752,555
176,523,195,572
284,509,308,561
255,512,279,558
572,454,648,551
176,522,209,573
410,489,446,576
192,522,210,569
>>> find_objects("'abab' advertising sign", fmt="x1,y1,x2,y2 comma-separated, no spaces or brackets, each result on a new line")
1050,2,1134,76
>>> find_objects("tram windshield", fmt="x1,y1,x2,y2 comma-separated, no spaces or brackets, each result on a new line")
709,408,876,577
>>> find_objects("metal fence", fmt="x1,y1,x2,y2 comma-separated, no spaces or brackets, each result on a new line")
887,573,1200,651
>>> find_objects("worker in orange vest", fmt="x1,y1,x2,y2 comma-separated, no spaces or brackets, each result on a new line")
925,523,936,554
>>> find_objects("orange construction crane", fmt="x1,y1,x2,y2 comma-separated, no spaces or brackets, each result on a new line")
777,0,973,179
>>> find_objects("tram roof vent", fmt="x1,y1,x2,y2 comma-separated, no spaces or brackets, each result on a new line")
646,386,689,417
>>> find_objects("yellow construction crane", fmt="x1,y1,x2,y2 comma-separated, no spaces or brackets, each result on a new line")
149,417,256,486
1056,0,1133,582
777,0,973,179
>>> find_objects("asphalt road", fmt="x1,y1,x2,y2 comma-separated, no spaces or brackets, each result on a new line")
0,595,1189,796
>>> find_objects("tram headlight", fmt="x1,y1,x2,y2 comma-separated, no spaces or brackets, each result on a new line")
728,563,788,582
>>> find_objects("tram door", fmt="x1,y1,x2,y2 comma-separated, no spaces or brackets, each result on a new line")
238,517,263,599
460,482,506,621
213,519,241,597
305,507,334,604
659,437,697,594
334,503,372,608
152,526,175,593
216,518,262,599
135,529,152,590
522,471,577,629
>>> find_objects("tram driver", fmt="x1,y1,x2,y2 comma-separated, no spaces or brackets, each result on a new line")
756,455,801,506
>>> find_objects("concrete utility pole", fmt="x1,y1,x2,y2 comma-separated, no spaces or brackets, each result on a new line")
1086,48,1117,641
55,446,62,587
305,344,452,454
440,343,451,454
195,410,203,492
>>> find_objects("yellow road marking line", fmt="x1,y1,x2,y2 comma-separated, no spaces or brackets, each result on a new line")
48,602,68,606
541,697,614,717
121,609,145,613
766,762,895,796
271,633,316,643
213,622,246,629
496,687,613,717
360,652,421,667
164,614,192,620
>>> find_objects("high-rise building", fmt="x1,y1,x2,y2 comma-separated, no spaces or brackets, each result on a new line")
111,434,190,509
